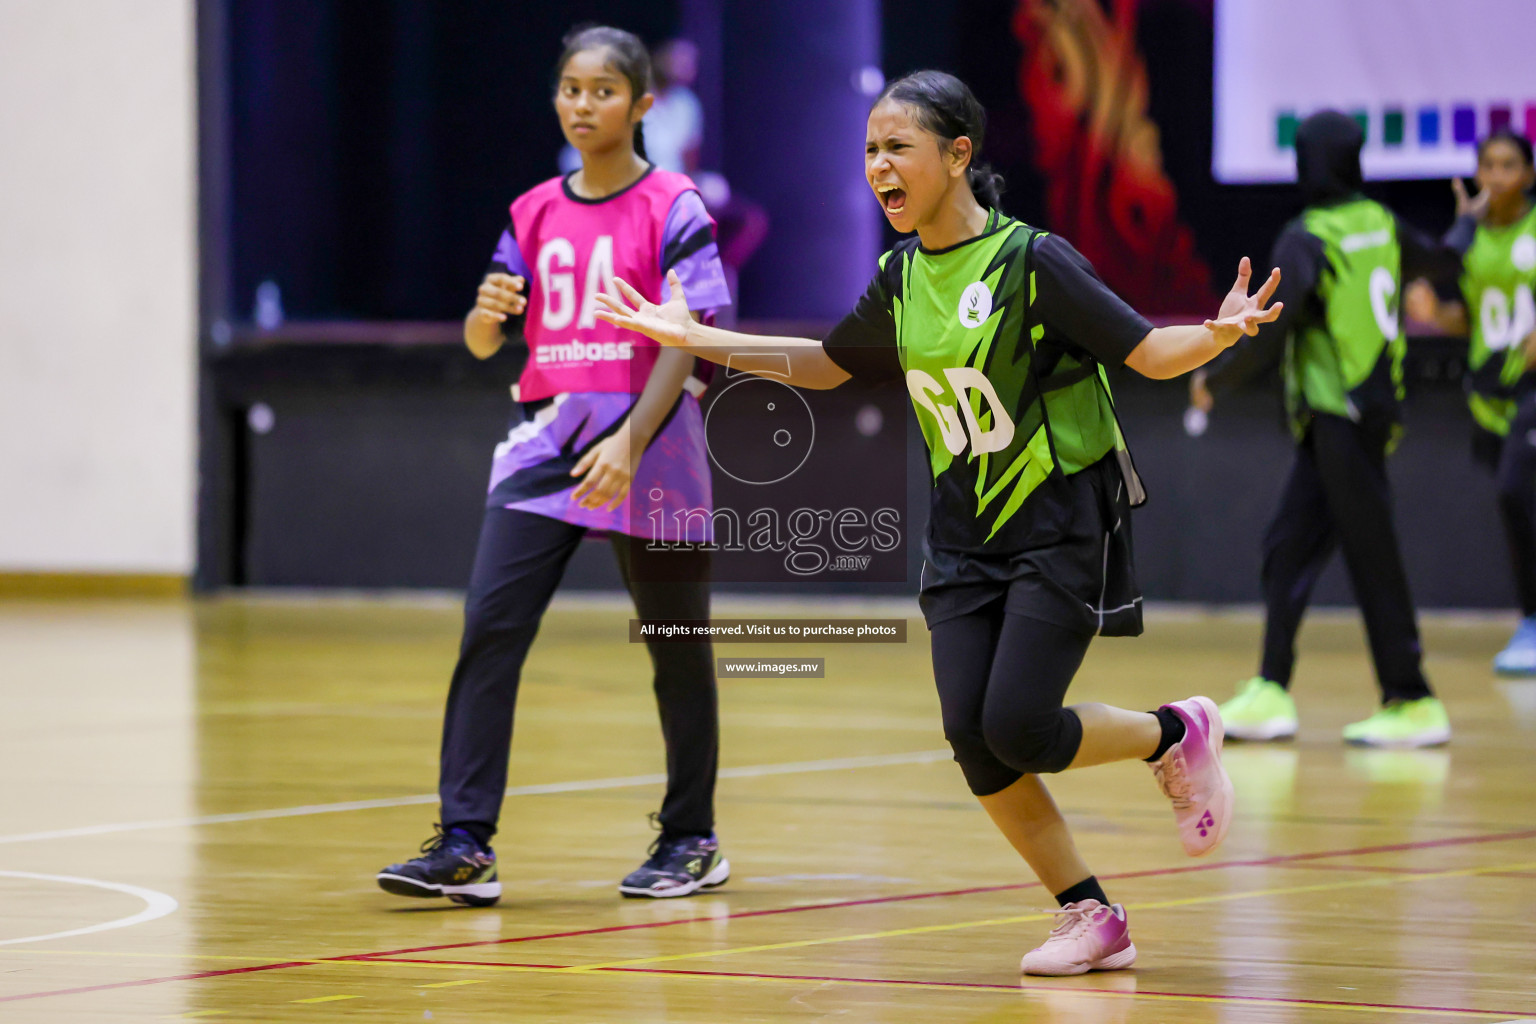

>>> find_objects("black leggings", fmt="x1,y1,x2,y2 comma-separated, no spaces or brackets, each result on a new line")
1258,415,1431,702
930,605,1091,796
1490,399,1536,616
438,508,717,839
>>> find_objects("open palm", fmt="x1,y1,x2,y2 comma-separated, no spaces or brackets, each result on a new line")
594,270,693,347
1206,257,1283,347
1452,177,1490,221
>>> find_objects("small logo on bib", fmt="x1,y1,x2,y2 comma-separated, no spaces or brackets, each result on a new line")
958,282,993,328
1513,236,1536,273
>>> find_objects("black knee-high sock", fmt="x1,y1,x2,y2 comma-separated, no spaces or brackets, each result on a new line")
1145,708,1186,762
1055,876,1110,908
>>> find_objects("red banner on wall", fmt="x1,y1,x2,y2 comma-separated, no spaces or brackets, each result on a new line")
1014,0,1216,316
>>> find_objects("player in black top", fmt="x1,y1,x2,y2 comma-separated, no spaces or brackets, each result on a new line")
596,71,1282,975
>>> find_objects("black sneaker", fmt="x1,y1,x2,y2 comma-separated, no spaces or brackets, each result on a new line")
377,825,500,907
619,832,730,898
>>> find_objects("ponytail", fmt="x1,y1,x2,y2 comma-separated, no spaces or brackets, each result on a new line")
967,163,1005,210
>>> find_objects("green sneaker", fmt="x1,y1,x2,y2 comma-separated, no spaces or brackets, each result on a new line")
1217,677,1297,741
1342,697,1451,748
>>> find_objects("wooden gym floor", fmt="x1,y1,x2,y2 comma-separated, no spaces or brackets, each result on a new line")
1,594,1533,1022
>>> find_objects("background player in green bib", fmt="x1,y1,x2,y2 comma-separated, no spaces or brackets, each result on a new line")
595,71,1282,977
1406,129,1536,673
1195,111,1461,747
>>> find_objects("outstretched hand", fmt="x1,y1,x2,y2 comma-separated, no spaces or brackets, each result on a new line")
1206,257,1283,348
594,270,693,347
1452,177,1490,221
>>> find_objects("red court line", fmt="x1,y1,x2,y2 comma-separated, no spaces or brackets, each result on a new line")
1282,862,1448,875
347,826,1536,959
1280,861,1536,879
357,959,1531,1018
6,825,1535,1006
594,965,1531,1019
368,957,1017,990
375,959,567,969
0,962,312,1005
332,882,1029,960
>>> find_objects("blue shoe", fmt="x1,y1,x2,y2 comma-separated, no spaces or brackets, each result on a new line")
1494,616,1536,676
377,825,500,906
619,832,730,898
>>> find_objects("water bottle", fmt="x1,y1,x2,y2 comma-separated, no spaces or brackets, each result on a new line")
255,280,285,331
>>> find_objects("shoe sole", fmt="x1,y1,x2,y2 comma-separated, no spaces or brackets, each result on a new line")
1186,696,1234,858
376,873,502,906
1022,942,1138,976
1343,728,1451,749
618,857,731,899
1223,717,1297,741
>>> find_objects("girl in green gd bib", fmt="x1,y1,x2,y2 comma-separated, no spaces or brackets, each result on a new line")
595,71,1282,976
1407,129,1536,674
1196,111,1462,749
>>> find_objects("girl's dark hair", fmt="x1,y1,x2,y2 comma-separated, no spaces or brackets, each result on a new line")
875,70,1005,209
1478,127,1535,169
554,25,652,161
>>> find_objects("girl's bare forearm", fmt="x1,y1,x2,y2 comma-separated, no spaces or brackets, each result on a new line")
628,346,694,447
677,321,851,390
1125,325,1226,380
464,310,505,360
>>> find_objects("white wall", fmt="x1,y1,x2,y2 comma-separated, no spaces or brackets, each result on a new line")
0,0,197,574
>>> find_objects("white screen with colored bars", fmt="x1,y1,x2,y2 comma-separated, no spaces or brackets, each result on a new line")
1213,0,1536,183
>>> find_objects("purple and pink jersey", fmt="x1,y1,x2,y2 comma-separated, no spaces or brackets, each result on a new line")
484,168,731,540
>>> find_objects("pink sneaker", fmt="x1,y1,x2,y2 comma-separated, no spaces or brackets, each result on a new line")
1020,900,1137,976
1149,696,1235,857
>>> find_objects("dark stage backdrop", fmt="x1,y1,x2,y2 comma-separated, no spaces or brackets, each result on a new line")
224,1,682,323
219,0,1468,323
219,0,881,326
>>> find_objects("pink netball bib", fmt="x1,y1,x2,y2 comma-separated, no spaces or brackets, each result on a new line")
503,168,729,401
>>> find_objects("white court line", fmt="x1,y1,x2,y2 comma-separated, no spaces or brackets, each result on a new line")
0,871,179,946
221,591,1524,626
0,749,952,847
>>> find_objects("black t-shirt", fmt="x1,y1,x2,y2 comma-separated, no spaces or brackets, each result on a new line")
820,224,1152,634
823,233,1153,384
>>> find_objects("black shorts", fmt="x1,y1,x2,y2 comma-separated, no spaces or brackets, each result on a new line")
918,456,1143,637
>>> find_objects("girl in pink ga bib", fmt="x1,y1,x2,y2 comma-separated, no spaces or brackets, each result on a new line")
376,26,732,908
